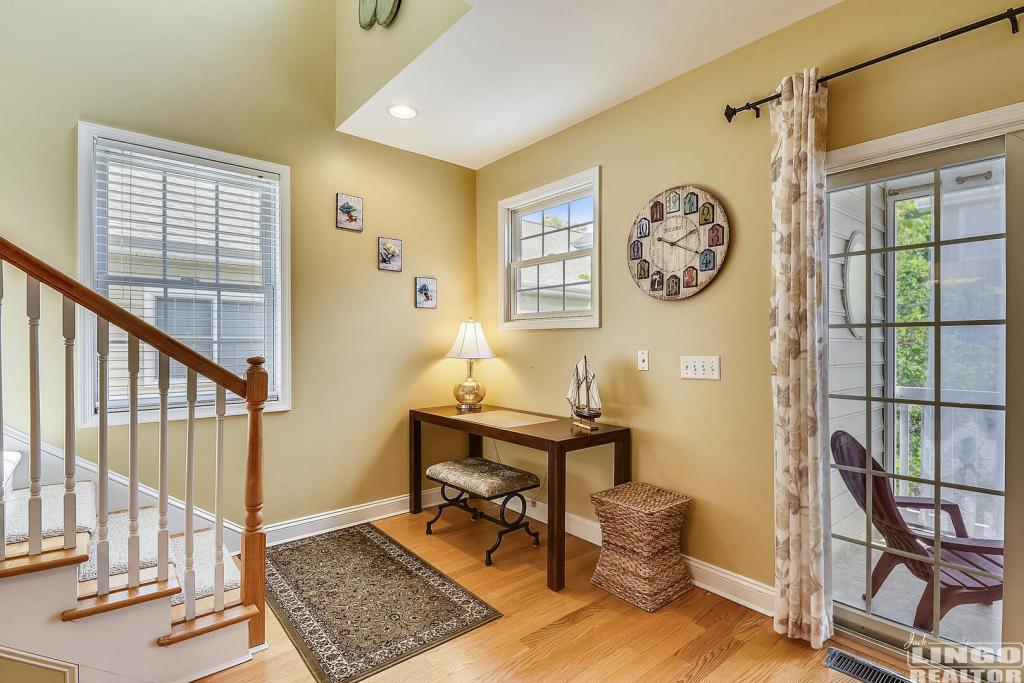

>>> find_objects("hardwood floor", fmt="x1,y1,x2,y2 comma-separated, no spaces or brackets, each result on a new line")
197,507,908,683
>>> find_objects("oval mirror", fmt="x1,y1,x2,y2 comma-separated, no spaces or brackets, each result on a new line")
842,232,866,337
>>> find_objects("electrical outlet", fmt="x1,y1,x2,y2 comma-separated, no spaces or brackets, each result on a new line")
638,350,649,371
680,356,720,380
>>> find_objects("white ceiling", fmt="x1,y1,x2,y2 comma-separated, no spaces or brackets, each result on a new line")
337,0,840,169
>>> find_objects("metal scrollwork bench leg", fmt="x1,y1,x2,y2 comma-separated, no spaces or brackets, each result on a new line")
425,484,541,565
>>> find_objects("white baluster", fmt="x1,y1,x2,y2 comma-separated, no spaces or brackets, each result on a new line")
63,298,76,550
0,263,5,561
97,319,110,595
214,385,225,612
27,277,42,555
184,369,197,620
158,354,170,583
127,335,140,588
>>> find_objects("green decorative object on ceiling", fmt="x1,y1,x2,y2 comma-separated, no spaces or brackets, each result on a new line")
376,0,401,26
358,0,377,29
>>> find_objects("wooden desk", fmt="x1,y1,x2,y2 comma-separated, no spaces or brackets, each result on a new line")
409,405,631,591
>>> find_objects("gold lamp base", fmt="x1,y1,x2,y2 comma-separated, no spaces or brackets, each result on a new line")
454,359,486,410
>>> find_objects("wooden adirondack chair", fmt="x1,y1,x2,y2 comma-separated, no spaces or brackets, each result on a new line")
830,430,1003,632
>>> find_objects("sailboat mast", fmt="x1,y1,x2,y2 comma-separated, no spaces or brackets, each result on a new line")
584,356,591,412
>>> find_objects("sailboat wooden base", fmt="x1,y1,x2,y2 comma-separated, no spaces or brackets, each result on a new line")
572,417,599,431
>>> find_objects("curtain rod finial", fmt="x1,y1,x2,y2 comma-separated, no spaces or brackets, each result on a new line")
724,104,736,123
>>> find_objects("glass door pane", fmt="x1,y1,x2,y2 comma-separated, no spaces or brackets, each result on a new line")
827,151,1006,652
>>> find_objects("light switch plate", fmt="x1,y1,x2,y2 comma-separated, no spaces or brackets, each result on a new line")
638,350,649,371
680,356,720,380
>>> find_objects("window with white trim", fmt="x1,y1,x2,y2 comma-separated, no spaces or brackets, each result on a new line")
499,167,600,330
78,123,290,425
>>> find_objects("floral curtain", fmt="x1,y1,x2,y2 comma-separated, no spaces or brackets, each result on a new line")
768,68,833,649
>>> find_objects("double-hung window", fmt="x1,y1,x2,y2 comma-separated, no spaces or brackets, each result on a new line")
77,123,290,425
499,167,600,329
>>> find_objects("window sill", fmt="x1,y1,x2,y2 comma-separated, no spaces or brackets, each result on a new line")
78,399,290,429
499,313,600,331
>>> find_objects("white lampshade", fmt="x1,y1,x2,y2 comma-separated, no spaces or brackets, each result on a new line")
445,318,495,360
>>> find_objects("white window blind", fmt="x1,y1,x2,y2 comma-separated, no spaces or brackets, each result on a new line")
91,137,282,414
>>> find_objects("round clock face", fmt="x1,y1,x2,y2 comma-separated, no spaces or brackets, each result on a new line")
627,185,730,300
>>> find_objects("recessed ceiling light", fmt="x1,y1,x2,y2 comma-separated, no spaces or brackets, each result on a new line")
387,104,419,120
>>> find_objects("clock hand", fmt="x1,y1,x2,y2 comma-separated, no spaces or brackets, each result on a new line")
668,226,700,246
656,237,702,256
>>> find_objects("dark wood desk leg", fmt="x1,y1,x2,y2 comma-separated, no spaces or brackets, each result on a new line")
614,433,632,485
469,433,483,458
409,417,422,514
547,443,566,592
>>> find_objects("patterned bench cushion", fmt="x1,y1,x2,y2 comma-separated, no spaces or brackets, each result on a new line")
426,458,540,499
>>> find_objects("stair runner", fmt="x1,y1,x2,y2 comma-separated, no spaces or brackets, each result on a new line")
2,451,19,500
5,478,239,606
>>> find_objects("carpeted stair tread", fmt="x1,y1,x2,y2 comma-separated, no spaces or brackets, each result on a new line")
5,481,96,544
169,531,240,606
79,507,162,582
2,451,20,500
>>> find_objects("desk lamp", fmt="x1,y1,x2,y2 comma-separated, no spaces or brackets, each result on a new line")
445,318,495,410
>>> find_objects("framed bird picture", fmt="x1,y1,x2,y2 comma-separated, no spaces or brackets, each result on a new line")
627,185,730,300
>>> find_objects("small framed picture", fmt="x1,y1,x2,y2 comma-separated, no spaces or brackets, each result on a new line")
415,277,437,308
378,237,402,272
337,193,363,232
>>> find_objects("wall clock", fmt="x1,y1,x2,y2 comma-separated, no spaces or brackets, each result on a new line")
627,185,730,300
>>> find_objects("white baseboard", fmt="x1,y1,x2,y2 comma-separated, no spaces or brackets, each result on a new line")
264,490,435,546
503,495,775,616
264,484,775,617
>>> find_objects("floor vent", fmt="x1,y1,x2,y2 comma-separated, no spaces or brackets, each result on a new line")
823,647,912,683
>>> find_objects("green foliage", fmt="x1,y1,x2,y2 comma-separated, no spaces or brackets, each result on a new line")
894,199,932,493
544,214,567,229
893,197,1003,497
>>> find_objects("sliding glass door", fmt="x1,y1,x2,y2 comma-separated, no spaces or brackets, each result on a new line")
826,139,1008,651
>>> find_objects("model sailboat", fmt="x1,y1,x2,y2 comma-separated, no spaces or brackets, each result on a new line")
567,356,602,430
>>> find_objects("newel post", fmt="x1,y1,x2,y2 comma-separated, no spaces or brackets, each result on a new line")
242,357,268,649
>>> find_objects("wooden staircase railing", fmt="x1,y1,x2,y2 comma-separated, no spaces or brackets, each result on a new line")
0,235,267,648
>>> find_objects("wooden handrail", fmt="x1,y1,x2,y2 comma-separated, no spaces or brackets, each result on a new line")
0,236,246,398
1,234,267,646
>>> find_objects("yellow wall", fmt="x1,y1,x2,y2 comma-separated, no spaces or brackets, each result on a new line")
0,0,476,525
2,0,1023,596
474,0,1024,585
335,0,470,127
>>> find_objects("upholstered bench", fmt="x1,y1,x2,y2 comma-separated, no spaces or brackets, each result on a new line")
425,457,541,565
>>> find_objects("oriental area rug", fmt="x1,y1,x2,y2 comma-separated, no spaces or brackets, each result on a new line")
265,523,501,683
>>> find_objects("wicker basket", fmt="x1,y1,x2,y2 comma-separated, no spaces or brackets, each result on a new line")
590,482,693,612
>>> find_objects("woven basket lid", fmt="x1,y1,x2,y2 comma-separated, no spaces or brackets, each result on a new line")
591,481,690,515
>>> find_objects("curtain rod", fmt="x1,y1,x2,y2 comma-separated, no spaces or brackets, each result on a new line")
723,5,1022,123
